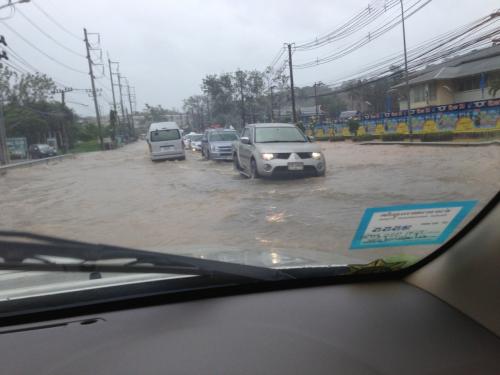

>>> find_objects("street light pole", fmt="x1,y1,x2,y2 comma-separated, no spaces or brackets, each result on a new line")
399,0,413,136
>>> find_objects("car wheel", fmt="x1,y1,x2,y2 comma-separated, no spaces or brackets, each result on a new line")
316,167,326,177
178,156,186,161
249,158,259,179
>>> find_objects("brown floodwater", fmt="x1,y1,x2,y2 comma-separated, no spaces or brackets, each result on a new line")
1,141,498,265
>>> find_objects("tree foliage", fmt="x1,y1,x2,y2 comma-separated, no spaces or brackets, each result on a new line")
184,69,270,130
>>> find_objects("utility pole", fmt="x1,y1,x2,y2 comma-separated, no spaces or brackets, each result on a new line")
287,43,297,124
238,80,245,126
0,97,8,165
52,87,73,153
314,82,321,125
399,0,412,136
125,83,135,137
0,34,9,165
117,72,127,133
107,57,118,117
206,95,211,126
83,28,104,149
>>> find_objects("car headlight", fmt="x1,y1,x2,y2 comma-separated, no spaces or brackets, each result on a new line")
261,153,274,161
312,152,322,160
211,145,216,152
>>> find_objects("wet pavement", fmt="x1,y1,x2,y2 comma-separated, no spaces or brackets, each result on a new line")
1,141,499,265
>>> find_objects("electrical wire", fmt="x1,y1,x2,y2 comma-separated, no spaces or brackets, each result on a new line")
266,46,286,69
308,13,499,88
293,0,432,69
309,28,498,99
0,4,15,21
295,0,402,51
15,8,85,59
0,22,88,75
1,59,30,75
5,46,76,88
31,0,82,41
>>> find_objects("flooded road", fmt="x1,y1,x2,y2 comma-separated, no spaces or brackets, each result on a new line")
1,141,499,265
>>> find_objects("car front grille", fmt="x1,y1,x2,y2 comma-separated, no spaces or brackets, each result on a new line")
297,152,312,159
275,153,291,159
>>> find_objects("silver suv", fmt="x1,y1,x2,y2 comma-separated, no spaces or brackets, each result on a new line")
201,129,239,161
233,123,326,178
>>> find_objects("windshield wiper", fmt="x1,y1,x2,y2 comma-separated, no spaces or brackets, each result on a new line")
0,231,294,282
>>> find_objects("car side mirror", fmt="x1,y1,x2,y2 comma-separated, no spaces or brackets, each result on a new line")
308,136,316,142
241,137,250,145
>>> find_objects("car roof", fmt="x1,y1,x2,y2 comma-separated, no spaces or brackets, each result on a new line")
246,123,296,128
149,122,179,131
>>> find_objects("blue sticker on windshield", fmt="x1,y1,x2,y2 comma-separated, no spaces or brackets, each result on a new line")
350,201,477,249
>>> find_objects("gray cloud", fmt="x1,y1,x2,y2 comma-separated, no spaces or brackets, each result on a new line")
2,0,498,115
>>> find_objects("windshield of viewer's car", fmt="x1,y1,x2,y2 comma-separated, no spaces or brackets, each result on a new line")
255,127,307,143
0,0,499,304
209,132,238,141
151,129,180,142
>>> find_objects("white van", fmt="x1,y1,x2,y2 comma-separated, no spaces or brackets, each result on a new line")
147,122,186,161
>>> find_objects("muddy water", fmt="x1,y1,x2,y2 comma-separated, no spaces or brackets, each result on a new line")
1,142,499,264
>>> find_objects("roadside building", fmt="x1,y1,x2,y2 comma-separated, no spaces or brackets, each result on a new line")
393,45,500,109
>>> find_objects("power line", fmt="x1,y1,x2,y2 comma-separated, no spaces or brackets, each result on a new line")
294,0,401,51
293,0,432,69
31,0,82,41
266,46,286,69
5,45,75,88
15,8,86,58
305,25,498,100
0,22,88,74
1,59,30,75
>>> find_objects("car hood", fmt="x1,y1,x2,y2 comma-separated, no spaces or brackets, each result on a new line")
255,142,322,153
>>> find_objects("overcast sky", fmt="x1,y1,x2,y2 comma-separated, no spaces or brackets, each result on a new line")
1,0,498,116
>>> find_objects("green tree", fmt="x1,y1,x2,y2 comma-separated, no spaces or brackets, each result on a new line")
318,93,346,119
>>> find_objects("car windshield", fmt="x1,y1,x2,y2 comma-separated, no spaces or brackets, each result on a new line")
0,1,499,306
209,132,238,141
255,127,307,143
150,129,180,142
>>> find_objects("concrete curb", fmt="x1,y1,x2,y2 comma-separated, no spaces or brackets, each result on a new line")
359,140,500,147
0,154,76,174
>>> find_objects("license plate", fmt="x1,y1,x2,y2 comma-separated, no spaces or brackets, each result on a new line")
161,145,173,151
288,162,304,171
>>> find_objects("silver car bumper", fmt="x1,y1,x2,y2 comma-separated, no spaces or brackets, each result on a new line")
151,151,185,160
211,152,233,161
255,156,325,176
